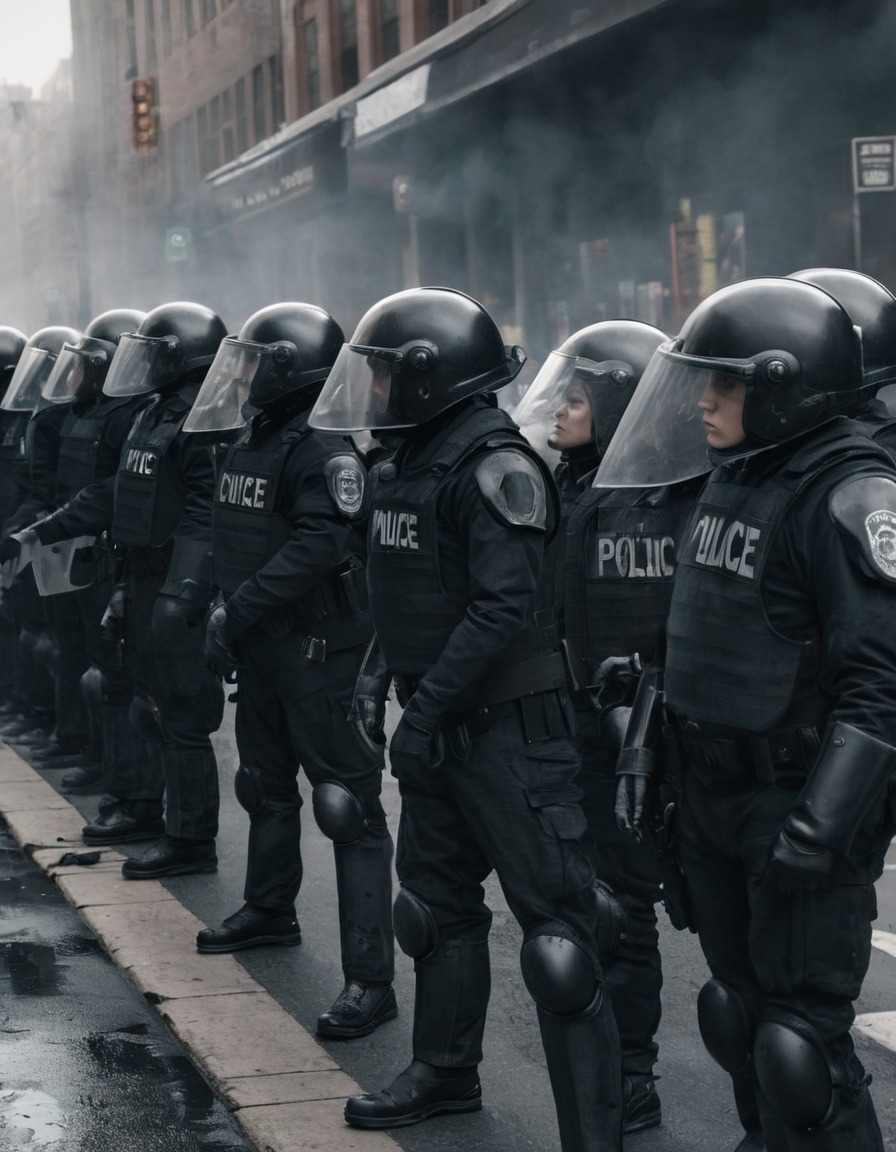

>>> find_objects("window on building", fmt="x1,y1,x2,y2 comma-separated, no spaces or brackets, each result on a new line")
145,0,157,71
184,0,197,38
340,0,359,91
221,89,235,161
201,0,217,23
125,0,138,78
429,0,450,33
160,0,172,56
168,115,196,200
252,62,266,142
197,103,209,171
381,0,399,62
235,77,248,152
304,16,321,111
268,55,284,130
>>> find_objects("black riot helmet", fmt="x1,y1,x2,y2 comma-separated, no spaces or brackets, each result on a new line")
103,301,227,398
0,327,27,391
512,320,667,463
1,325,81,412
789,267,896,392
596,277,866,488
42,308,147,405
308,286,525,433
183,302,345,433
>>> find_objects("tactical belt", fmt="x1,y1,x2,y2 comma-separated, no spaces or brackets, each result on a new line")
450,687,572,745
667,714,821,791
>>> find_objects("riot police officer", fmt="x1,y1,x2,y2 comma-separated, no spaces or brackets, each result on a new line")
187,302,396,1039
310,287,622,1151
27,310,149,796
513,320,701,1135
0,326,29,717
31,302,227,874
0,325,81,745
609,277,896,1152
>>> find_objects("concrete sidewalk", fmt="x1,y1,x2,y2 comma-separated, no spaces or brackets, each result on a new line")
0,741,399,1152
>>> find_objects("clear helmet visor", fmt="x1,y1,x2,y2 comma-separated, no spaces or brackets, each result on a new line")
308,343,409,432
41,341,115,404
594,345,742,488
182,338,265,433
1,347,58,411
511,351,634,467
103,333,181,397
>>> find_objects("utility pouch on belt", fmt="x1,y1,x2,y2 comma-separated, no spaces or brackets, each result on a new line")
338,561,368,615
655,793,697,933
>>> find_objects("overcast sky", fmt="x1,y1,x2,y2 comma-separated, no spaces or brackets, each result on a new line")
0,1,72,94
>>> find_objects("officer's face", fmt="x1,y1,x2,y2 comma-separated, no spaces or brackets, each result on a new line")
698,373,746,449
549,381,593,450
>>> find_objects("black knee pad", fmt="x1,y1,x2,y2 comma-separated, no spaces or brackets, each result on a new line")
593,879,627,957
754,1006,837,1128
128,693,166,743
520,921,597,1017
311,781,365,844
393,886,438,960
697,978,754,1074
80,666,104,711
234,763,267,816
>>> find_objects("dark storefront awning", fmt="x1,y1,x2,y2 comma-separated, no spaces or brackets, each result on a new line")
203,0,672,207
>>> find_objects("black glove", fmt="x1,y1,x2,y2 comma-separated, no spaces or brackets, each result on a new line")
766,825,834,894
594,653,642,712
0,537,21,564
614,746,656,842
205,604,243,678
348,640,391,751
388,711,444,782
100,584,128,645
155,591,208,629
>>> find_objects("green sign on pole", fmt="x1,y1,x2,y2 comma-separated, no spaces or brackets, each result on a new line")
165,227,193,262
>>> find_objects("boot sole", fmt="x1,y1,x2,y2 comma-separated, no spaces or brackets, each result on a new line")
624,1110,662,1135
345,1093,482,1129
316,995,398,1039
122,859,218,880
197,932,302,954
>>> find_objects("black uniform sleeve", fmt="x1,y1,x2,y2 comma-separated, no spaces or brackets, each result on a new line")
405,456,547,726
29,400,138,543
224,446,352,630
772,470,896,746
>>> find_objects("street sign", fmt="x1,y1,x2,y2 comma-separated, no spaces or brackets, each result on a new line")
852,136,896,193
165,227,193,262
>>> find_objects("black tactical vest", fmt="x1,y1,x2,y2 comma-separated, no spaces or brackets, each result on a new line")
55,397,133,504
666,422,892,732
214,415,372,650
212,420,294,594
562,484,693,686
112,390,193,548
368,405,566,702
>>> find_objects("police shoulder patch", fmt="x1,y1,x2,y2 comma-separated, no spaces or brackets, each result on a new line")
829,474,896,584
324,454,366,520
474,449,547,531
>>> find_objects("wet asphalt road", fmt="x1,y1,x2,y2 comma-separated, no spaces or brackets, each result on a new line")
8,699,896,1152
0,817,253,1150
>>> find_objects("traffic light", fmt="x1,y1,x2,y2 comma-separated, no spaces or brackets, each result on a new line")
131,77,159,154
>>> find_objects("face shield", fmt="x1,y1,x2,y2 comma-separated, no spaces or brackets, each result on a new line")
511,351,634,465
42,339,111,405
309,343,414,432
181,337,269,433
103,333,182,397
594,342,752,488
1,347,59,412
